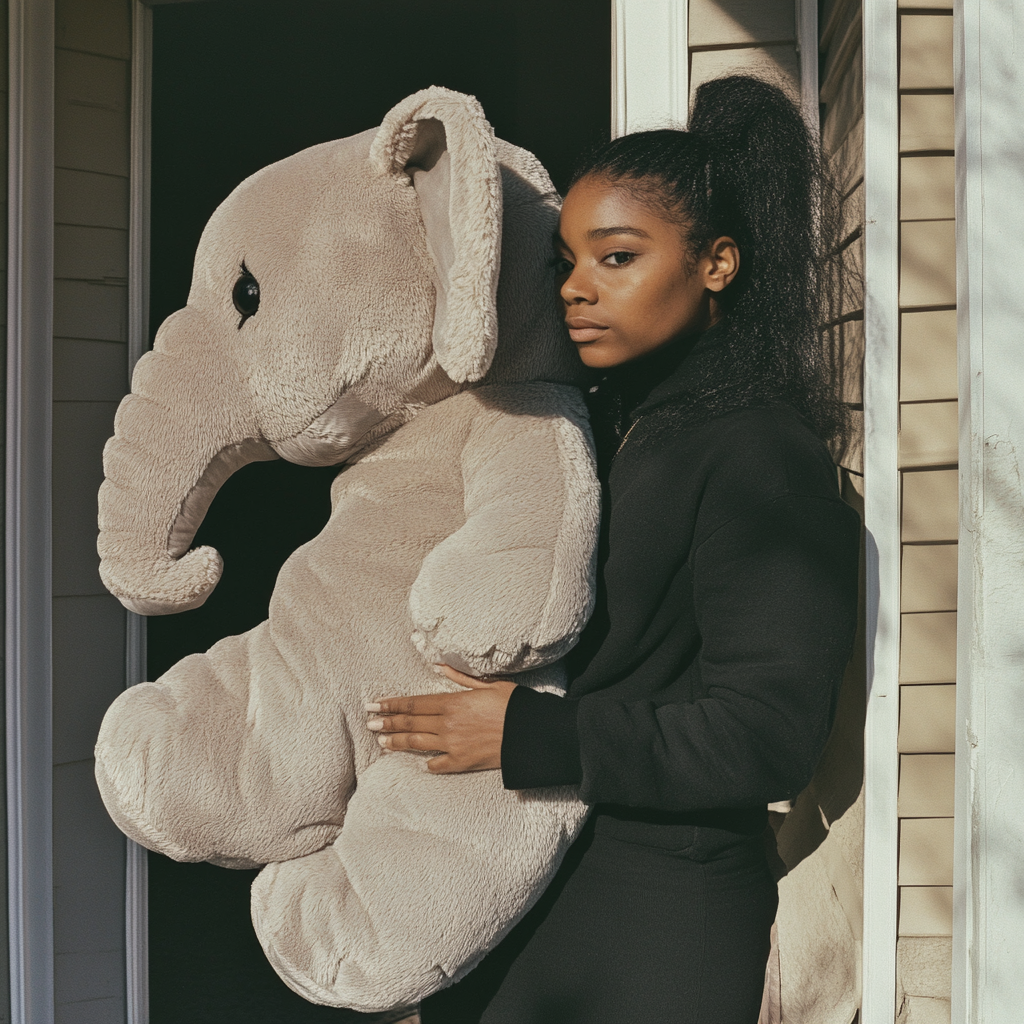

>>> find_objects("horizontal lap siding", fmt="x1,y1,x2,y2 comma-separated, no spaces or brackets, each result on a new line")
688,0,800,103
896,7,955,1015
53,0,132,1020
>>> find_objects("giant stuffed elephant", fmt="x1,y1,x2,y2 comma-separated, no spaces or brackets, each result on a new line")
94,87,598,1011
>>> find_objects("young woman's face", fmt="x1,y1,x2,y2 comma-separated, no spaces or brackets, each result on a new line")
555,175,738,369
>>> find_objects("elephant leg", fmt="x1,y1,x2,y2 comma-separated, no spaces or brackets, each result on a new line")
94,622,354,868
249,752,587,1012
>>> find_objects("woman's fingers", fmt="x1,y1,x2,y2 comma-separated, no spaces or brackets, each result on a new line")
378,731,440,753
367,713,443,735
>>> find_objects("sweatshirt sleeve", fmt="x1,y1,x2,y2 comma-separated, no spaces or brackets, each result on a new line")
502,493,859,806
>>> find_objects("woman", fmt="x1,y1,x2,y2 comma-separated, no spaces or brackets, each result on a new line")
366,75,861,1023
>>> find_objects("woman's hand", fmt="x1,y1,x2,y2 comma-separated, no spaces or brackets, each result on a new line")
366,665,515,773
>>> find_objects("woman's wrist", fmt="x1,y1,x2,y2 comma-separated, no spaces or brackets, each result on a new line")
500,686,582,790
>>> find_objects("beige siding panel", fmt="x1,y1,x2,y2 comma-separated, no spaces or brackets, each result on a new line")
899,818,954,885
898,754,955,817
899,887,953,937
901,612,956,683
829,117,864,196
898,936,953,996
55,998,124,1024
54,224,127,282
689,0,794,47
823,53,864,158
899,15,954,91
900,0,952,7
838,318,864,404
900,93,955,153
900,220,956,308
55,49,129,176
902,468,958,542
899,683,956,753
839,407,864,476
841,179,865,243
52,759,126,956
828,233,864,322
52,401,119,597
899,400,957,468
52,595,125,765
690,45,800,103
53,280,127,341
900,309,957,402
54,338,128,402
56,0,132,60
901,543,957,613
901,997,952,1024
55,167,129,229
901,156,955,221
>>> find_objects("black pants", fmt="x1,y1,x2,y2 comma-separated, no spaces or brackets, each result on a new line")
420,816,777,1024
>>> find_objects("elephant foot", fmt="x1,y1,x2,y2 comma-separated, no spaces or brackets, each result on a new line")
250,756,589,1011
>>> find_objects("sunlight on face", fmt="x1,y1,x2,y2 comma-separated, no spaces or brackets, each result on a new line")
554,175,738,369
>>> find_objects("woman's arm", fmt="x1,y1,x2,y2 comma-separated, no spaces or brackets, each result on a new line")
502,492,860,807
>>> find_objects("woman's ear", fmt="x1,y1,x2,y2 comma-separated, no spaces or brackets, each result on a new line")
704,236,740,293
370,87,502,383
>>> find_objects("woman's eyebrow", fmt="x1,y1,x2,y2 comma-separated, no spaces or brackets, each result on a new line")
587,226,651,240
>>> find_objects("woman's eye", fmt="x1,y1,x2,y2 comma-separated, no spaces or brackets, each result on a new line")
551,257,574,275
603,251,635,267
232,264,260,328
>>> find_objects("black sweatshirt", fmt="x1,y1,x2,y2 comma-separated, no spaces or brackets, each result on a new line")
500,332,861,843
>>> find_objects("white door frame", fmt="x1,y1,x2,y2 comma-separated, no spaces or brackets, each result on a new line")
953,1,1024,1020
859,1,901,1021
5,1,55,1021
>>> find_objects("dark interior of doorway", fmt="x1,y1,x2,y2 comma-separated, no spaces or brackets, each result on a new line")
147,2,609,1020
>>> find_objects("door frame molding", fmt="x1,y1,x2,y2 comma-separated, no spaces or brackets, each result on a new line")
5,1,55,1021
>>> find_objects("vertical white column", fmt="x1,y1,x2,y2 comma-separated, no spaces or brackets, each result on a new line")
860,0,900,1021
795,0,819,131
126,3,152,1022
954,2,1024,1021
610,0,688,138
5,0,54,1021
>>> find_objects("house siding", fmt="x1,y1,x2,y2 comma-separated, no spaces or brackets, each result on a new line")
895,4,955,1022
52,0,133,1020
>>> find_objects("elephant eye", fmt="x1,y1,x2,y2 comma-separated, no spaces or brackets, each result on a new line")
232,262,260,328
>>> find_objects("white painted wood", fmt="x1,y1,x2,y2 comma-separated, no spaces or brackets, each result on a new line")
126,4,152,1021
6,0,55,1020
954,1,1024,1020
796,0,819,131
861,0,901,1020
610,0,687,137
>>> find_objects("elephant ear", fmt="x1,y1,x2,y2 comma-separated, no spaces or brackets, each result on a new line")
370,86,502,383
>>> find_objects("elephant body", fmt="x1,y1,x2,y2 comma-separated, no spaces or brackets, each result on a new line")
94,89,598,1010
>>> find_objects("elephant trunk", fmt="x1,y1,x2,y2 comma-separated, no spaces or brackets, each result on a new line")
98,347,277,616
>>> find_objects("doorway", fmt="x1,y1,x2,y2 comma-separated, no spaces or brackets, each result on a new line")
146,1,609,1019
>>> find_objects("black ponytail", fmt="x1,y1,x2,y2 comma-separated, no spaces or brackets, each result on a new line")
569,75,848,453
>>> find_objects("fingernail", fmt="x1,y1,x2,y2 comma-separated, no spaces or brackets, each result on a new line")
366,718,384,732
364,702,382,712
377,735,388,748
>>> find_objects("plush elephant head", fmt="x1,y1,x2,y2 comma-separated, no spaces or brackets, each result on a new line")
98,87,578,616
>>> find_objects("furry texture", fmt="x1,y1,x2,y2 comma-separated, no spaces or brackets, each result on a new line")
94,88,597,1010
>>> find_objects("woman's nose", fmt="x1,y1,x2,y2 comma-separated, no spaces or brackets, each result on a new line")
559,267,596,305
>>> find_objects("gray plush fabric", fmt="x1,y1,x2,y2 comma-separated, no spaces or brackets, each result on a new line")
94,88,597,1011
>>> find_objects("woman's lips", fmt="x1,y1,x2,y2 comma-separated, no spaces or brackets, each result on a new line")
566,317,608,343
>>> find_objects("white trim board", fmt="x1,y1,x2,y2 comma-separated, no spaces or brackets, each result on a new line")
860,0,901,1021
126,3,153,1023
611,0,688,137
954,1,1024,1020
5,1,55,1021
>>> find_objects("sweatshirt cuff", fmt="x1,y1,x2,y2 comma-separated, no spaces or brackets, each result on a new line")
500,685,582,790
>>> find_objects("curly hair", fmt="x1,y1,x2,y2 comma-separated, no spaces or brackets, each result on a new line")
569,74,849,455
